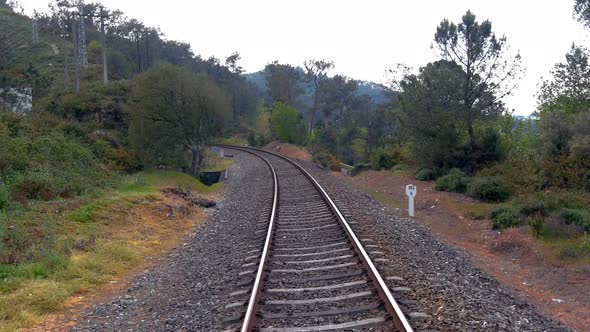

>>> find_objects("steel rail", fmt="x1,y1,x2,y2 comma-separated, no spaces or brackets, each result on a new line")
216,144,413,332
217,145,279,332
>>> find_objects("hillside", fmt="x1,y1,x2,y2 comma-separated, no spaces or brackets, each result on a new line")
245,68,391,106
0,8,63,100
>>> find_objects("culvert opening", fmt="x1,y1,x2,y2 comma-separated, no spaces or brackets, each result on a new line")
199,170,227,186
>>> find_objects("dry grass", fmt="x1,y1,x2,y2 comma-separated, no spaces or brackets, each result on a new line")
458,202,495,220
0,170,220,331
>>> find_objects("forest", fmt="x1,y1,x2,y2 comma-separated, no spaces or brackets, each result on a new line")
1,0,590,328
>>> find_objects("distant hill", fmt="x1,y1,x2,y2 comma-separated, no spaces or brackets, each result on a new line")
245,67,391,106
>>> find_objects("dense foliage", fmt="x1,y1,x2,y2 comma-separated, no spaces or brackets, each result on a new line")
1,0,590,277
128,64,231,175
269,102,307,145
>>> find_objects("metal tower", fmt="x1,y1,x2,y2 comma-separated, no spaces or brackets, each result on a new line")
78,0,88,68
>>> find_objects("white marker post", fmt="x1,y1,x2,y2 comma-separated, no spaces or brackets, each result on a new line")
220,148,225,158
405,184,417,217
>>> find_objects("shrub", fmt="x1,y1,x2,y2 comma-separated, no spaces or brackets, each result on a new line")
435,169,468,193
0,136,28,173
108,148,142,173
491,208,521,230
559,208,590,231
312,148,341,171
415,168,436,181
529,215,545,238
246,134,270,148
247,133,257,147
516,200,548,218
270,102,307,145
11,173,57,201
559,237,590,259
490,206,512,220
371,149,395,170
0,186,9,210
465,176,511,202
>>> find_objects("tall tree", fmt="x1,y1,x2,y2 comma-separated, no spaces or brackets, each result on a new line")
128,65,231,175
304,59,334,136
225,52,243,125
321,75,357,122
264,61,302,106
398,60,466,169
269,102,307,145
434,10,522,149
537,44,590,114
575,0,590,28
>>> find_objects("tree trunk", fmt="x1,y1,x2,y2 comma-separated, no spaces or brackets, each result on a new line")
190,146,202,176
467,111,476,149
309,109,316,137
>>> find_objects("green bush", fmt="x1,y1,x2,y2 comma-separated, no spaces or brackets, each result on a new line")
371,149,395,170
108,148,142,173
490,206,512,220
529,215,545,238
0,186,8,210
312,148,341,171
0,114,117,207
491,208,521,230
559,208,590,231
465,176,511,202
518,199,549,217
12,173,57,201
270,102,307,145
0,136,28,173
415,168,436,181
435,169,468,193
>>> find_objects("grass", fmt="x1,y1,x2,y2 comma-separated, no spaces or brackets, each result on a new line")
368,191,404,209
459,203,495,220
202,158,234,172
214,136,249,146
118,169,223,196
0,168,224,331
537,234,590,264
390,164,415,175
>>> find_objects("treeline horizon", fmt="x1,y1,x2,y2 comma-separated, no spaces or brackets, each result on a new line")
2,0,590,250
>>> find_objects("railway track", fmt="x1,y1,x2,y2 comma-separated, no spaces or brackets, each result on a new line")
220,145,415,332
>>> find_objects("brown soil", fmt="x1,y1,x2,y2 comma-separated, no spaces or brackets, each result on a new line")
267,145,589,332
346,170,590,332
262,141,312,161
22,190,210,332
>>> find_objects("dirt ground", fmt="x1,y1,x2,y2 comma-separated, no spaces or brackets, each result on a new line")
345,170,590,331
262,141,312,161
268,145,590,332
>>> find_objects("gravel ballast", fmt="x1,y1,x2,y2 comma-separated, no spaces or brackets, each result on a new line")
293,158,569,332
72,150,569,331
73,152,272,331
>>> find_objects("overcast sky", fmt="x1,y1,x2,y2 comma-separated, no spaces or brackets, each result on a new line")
23,0,589,115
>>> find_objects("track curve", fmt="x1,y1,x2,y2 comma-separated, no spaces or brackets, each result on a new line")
217,145,413,332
